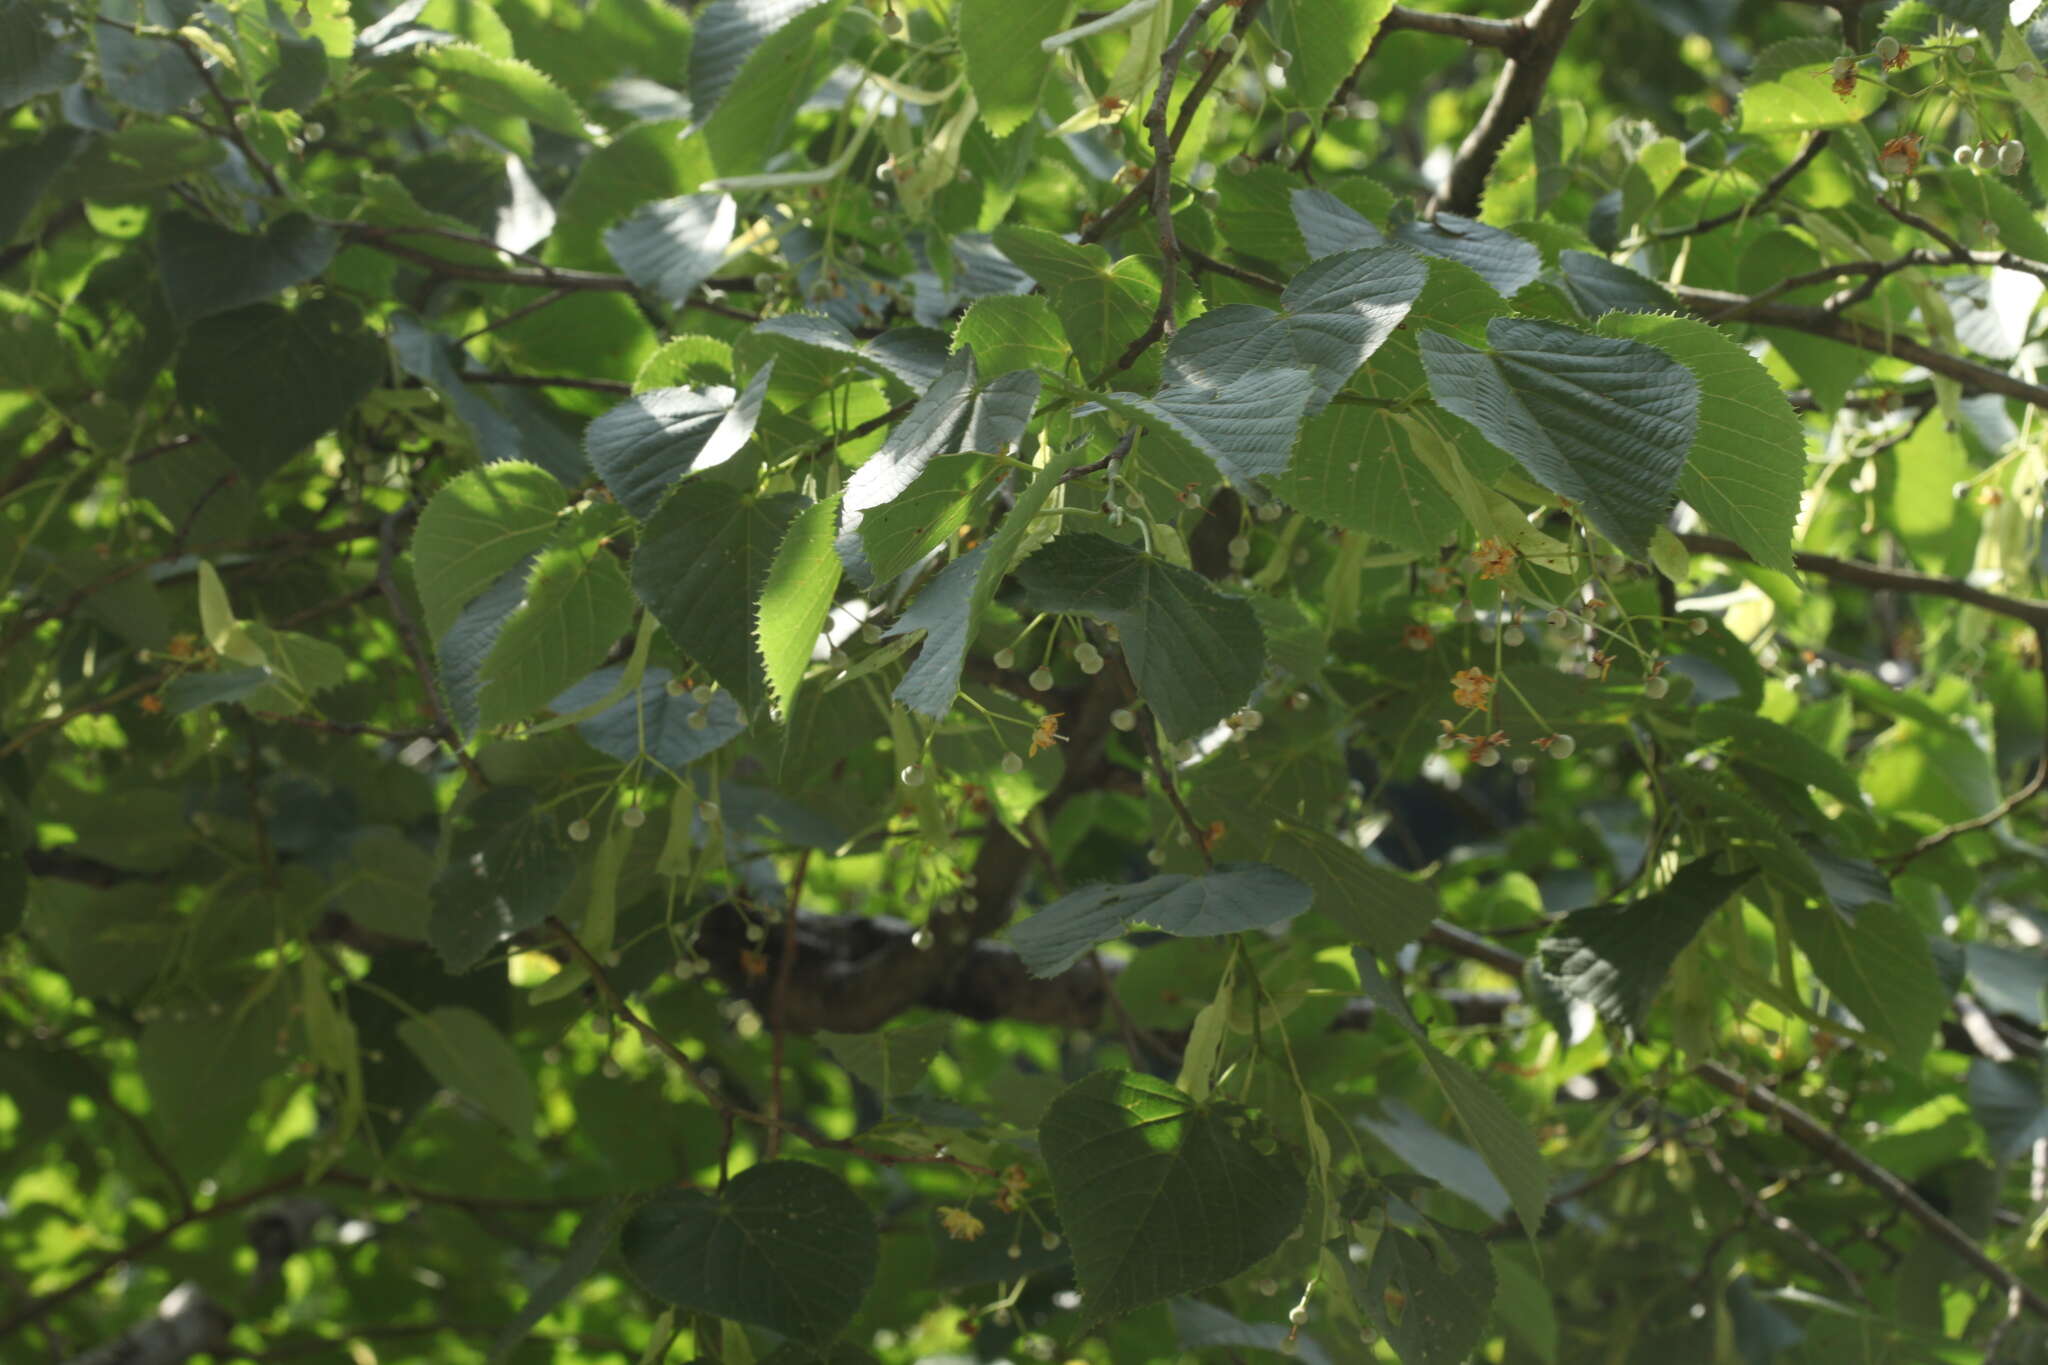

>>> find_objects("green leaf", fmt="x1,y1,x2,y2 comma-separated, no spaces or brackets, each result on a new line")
0,0,84,107
1355,951,1548,1238
840,348,1037,582
1597,312,1805,575
411,461,565,642
1534,859,1753,1037
951,294,1068,375
1096,245,1425,480
174,299,384,483
1782,895,1944,1067
1418,317,1700,558
1271,403,1463,553
1263,818,1440,953
1171,1297,1335,1365
0,126,89,246
428,790,578,972
490,1198,636,1364
390,313,588,485
959,0,1074,137
1014,532,1265,740
1739,38,1886,131
138,989,292,1178
818,1019,952,1099
633,482,803,710
690,0,829,113
551,665,747,769
887,443,1075,717
1040,1071,1307,1330
620,1160,877,1345
1392,213,1542,296
702,1,851,177
585,364,772,520
605,192,738,309
1268,0,1393,111
990,225,1168,386
1354,1219,1498,1365
1968,1058,2048,1164
758,495,843,713
1009,862,1314,977
1557,250,1676,317
398,1005,536,1135
421,42,588,137
156,211,338,329
858,454,1003,584
478,509,637,730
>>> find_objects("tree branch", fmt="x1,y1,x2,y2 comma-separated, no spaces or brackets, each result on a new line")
1080,0,1270,246
1429,0,1579,217
1675,532,2048,630
1695,1061,2048,1324
1670,285,2048,411
1649,132,1829,241
1381,5,1523,47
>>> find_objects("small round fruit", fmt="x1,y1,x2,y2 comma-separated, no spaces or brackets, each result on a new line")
1042,1231,1061,1250
1029,666,1054,690
1643,675,1670,699
1289,1305,1309,1327
567,818,592,842
1546,608,1570,629
1504,625,1527,647
1473,746,1502,767
1111,708,1137,731
1001,751,1024,773
688,709,710,731
1074,642,1104,674
1227,534,1251,559
1999,139,2026,174
911,927,933,950
900,763,926,787
1547,733,1576,759
697,800,720,821
994,647,1016,669
1689,616,1710,636
1954,144,1975,168
1874,36,1901,65
621,806,647,828
1272,48,1293,67
880,8,902,34
1227,154,1254,176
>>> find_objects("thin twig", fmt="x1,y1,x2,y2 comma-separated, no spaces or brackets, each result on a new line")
1109,0,1233,375
1650,132,1830,240
1080,0,1271,246
455,370,632,394
1700,1141,1866,1298
1695,1061,2048,1325
1058,427,1140,484
766,850,812,1162
1888,633,2048,869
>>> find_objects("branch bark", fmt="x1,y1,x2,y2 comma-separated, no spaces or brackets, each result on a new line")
1671,285,2048,411
1429,0,1579,217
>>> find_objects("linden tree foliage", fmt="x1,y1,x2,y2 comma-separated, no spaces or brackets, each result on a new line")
13,0,2048,1361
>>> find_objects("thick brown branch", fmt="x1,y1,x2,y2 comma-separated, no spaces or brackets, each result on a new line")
1670,285,2048,411
1381,5,1522,47
1675,532,2048,631
1429,0,1578,217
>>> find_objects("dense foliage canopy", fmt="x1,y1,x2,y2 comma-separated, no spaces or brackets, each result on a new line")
9,0,2048,1360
